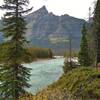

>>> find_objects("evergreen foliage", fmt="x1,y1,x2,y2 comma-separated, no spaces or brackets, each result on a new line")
0,0,32,99
78,24,91,66
86,29,96,66
93,0,100,64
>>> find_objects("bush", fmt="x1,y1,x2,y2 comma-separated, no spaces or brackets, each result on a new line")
51,67,100,100
63,57,80,73
63,60,73,73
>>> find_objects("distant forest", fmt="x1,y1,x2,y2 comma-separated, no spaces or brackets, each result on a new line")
0,43,53,63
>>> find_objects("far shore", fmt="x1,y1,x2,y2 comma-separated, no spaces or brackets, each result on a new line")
32,56,64,62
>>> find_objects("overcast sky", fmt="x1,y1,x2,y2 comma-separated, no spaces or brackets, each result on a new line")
0,0,95,19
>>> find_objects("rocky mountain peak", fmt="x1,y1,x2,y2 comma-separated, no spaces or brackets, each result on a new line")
25,6,86,52
40,6,47,11
35,6,48,15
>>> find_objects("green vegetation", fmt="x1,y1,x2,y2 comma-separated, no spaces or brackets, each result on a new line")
0,43,32,63
0,45,53,63
78,24,91,67
0,0,32,99
50,67,100,100
63,51,79,73
63,59,74,73
93,0,100,65
28,47,53,60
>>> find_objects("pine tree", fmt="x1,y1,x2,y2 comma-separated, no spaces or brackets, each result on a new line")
93,0,100,65
0,0,32,100
78,24,91,67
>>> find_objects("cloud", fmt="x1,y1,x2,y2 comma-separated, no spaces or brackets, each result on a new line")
0,0,95,19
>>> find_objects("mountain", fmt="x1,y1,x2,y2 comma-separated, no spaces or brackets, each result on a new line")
0,6,86,54
25,6,86,54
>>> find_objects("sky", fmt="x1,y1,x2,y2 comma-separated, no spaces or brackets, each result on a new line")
0,0,95,19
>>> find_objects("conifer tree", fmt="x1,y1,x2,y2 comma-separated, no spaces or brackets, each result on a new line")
0,0,32,100
93,0,100,65
78,24,91,66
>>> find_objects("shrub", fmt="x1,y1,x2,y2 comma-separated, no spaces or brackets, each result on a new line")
52,68,100,100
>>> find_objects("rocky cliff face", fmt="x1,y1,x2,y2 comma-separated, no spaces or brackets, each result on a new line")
25,6,85,54
26,6,85,37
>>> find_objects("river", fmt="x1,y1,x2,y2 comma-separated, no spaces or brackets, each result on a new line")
24,57,64,95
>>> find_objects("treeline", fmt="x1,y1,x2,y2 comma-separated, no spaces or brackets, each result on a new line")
28,47,53,60
78,0,100,67
0,43,53,63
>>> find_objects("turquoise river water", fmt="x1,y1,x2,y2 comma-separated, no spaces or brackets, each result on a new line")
24,57,64,94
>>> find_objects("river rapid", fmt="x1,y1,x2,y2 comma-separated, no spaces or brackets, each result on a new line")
24,57,64,95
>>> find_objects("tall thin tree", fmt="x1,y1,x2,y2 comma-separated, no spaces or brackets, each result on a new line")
79,24,91,67
93,0,100,66
0,0,32,100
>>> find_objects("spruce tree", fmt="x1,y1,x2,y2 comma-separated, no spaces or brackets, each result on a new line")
93,0,100,65
79,24,91,67
0,0,32,100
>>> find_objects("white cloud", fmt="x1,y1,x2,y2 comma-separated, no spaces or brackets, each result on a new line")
0,0,95,19
44,0,95,19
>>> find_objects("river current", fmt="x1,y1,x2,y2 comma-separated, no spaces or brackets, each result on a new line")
24,57,64,94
